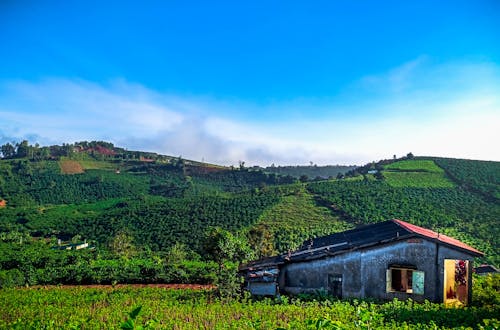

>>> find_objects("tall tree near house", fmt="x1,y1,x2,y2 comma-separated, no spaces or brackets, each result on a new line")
204,227,254,299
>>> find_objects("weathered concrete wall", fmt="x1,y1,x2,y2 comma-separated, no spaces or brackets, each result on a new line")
279,239,477,302
282,249,362,297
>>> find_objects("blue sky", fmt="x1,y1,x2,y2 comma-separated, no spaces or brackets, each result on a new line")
1,1,499,165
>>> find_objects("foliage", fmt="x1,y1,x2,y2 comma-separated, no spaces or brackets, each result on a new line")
261,165,357,179
307,180,499,265
430,157,500,199
383,171,455,188
382,159,455,188
121,306,148,330
0,287,498,329
1,141,499,291
249,186,352,254
472,274,500,307
0,238,218,287
203,228,253,299
110,230,137,259
384,160,445,173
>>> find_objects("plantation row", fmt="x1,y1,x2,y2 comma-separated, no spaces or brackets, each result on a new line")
1,191,282,253
307,180,500,265
0,285,498,329
430,157,500,199
0,159,289,207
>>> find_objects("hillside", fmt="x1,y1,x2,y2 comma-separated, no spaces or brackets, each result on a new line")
258,164,357,180
308,157,499,264
0,141,499,287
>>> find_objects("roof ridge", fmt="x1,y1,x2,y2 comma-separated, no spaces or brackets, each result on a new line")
392,219,483,256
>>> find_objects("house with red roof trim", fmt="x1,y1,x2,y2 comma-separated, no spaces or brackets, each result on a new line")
240,219,483,305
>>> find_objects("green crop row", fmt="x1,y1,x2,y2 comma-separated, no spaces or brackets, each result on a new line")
384,160,445,173
307,180,500,266
0,286,498,329
383,171,455,188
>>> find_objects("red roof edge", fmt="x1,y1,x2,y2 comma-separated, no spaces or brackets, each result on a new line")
392,219,483,256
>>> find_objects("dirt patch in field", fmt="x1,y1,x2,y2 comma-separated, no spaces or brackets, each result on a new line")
59,160,84,174
28,284,215,290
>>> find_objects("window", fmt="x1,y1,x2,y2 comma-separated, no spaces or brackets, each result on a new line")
386,266,424,294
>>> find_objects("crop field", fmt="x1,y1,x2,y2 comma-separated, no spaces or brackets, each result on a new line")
381,160,455,188
383,171,455,188
78,159,118,170
0,287,498,329
254,187,352,253
59,159,85,174
384,160,444,173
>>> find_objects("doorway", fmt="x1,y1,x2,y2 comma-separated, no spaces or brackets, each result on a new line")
444,259,469,305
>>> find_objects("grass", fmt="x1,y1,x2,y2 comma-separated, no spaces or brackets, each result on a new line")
382,160,455,188
254,186,353,252
0,287,497,329
384,160,444,173
383,172,455,188
77,159,117,170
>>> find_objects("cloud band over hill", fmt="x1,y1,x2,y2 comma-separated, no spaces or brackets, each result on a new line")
1,59,499,165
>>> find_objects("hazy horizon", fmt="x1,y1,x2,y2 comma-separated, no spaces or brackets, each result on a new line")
1,1,499,166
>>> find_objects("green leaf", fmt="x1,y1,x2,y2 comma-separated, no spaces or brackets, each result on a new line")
129,306,142,320
120,319,134,330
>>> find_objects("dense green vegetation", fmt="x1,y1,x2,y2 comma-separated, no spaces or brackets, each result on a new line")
260,164,357,180
1,141,499,292
307,179,499,265
383,171,455,188
0,285,498,329
251,186,353,255
430,157,500,199
0,234,219,287
384,159,444,172
382,159,455,188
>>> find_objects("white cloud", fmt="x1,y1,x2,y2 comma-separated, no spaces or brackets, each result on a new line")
0,58,499,165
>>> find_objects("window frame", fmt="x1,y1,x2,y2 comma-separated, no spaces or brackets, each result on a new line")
386,266,424,295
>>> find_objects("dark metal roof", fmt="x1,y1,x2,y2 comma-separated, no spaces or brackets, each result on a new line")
298,220,411,251
240,219,483,270
474,264,499,275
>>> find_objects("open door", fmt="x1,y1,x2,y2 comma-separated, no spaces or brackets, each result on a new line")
444,259,469,305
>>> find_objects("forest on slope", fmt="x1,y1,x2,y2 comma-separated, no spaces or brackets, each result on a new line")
0,141,498,287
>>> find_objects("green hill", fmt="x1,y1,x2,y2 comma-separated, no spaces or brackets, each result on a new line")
259,164,357,180
0,141,498,287
308,157,499,265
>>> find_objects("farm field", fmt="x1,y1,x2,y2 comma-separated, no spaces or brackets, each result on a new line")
58,159,84,174
383,171,455,188
382,159,455,188
0,286,498,329
384,160,445,172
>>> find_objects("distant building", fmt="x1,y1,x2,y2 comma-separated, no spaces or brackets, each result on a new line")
474,264,499,275
240,219,483,305
51,240,94,251
139,156,155,162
